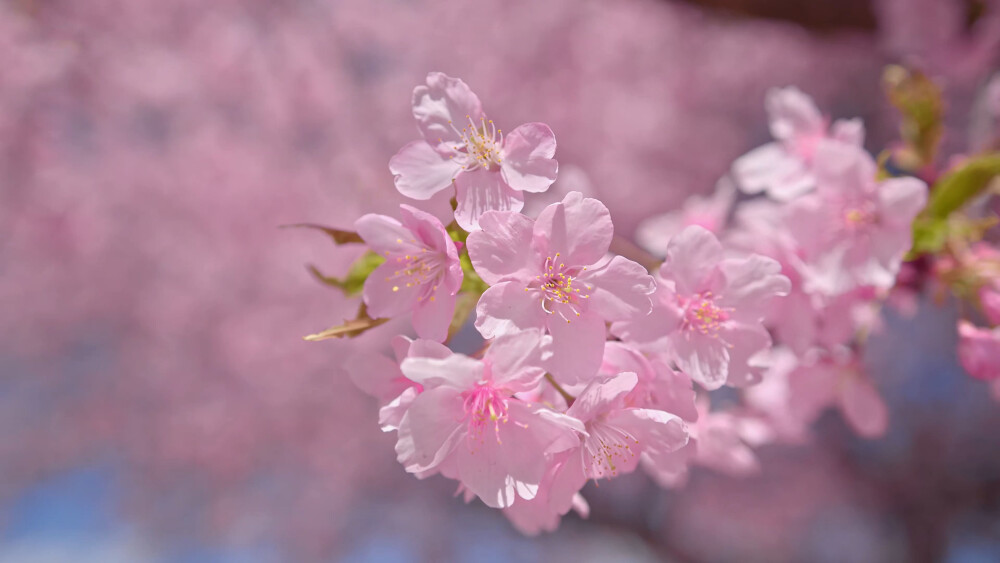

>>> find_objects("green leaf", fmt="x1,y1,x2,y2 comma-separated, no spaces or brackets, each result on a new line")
281,223,364,245
909,153,1000,256
307,251,385,296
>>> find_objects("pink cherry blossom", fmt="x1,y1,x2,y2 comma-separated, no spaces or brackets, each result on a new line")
468,191,655,383
389,72,558,231
598,341,698,422
565,372,689,482
787,349,889,438
726,199,866,355
786,142,928,295
732,86,865,201
392,329,583,508
612,225,790,390
635,176,735,257
957,321,1000,381
641,397,769,488
355,204,463,341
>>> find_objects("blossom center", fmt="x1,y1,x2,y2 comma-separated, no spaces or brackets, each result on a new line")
384,241,446,302
461,383,509,444
447,115,503,171
527,253,592,323
584,419,639,479
680,292,730,337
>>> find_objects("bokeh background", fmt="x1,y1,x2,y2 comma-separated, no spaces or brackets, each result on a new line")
2,0,1000,561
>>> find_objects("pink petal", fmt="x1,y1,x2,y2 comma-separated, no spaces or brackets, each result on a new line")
718,323,772,387
343,352,405,400
670,330,729,390
363,260,423,319
395,386,464,473
812,141,876,196
453,167,524,231
400,337,452,362
474,281,548,339
766,86,825,142
547,311,607,385
877,176,928,226
500,122,558,193
831,118,865,146
567,372,638,422
839,375,889,438
454,435,518,508
398,204,457,257
609,283,683,346
400,354,484,390
355,213,422,255
581,255,655,322
732,142,811,199
957,321,1000,380
483,329,550,391
466,210,538,285
411,287,457,342
662,225,723,296
533,192,613,267
412,72,484,145
607,408,689,456
388,140,463,200
718,254,790,321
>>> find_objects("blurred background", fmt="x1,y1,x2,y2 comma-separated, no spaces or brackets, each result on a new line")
2,0,1000,561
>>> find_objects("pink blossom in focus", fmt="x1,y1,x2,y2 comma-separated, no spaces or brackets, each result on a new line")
733,86,865,201
612,225,790,390
355,204,463,342
957,321,1000,381
392,329,582,508
468,192,655,384
786,142,927,295
635,177,736,257
389,72,558,231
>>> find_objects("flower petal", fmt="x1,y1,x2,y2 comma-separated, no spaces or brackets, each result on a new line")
607,408,688,457
389,140,463,200
412,72,484,145
582,255,655,322
839,375,889,438
567,372,638,422
484,329,550,391
395,386,464,473
547,311,607,385
500,122,558,193
400,354,483,390
467,210,538,285
453,167,524,231
662,225,723,296
363,260,423,319
355,212,422,255
412,287,457,342
533,191,613,267
475,281,547,339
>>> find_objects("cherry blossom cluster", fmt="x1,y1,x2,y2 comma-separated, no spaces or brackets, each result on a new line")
311,71,1000,534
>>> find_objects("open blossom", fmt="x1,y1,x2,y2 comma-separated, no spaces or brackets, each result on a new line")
957,321,1000,381
547,372,688,494
733,86,864,201
787,348,889,438
467,191,655,383
389,72,558,231
598,341,698,422
642,397,770,488
612,225,790,390
786,142,928,295
635,176,735,257
727,199,865,355
392,330,583,508
355,204,463,342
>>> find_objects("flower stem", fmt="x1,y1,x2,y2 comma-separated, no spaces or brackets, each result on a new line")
544,373,575,406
